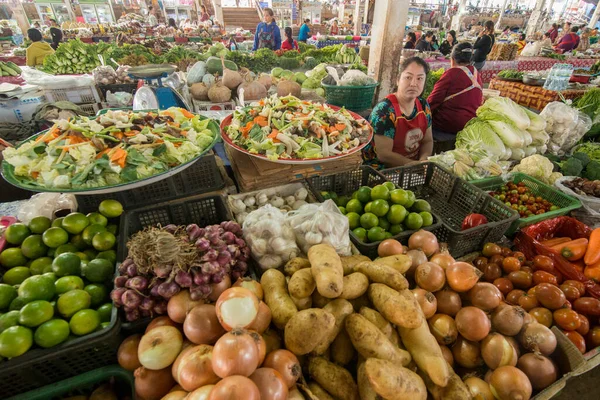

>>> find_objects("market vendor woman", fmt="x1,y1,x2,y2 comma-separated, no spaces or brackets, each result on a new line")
363,57,433,168
253,8,281,51
26,28,54,67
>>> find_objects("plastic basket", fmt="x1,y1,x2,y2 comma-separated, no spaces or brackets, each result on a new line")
164,36,175,42
0,307,122,398
192,99,237,112
76,154,225,213
381,163,519,258
306,166,441,258
477,173,581,236
321,81,378,111
78,102,101,115
44,85,102,104
175,36,189,43
97,83,138,100
5,365,134,400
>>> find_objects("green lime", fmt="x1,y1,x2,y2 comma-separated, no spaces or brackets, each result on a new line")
85,284,108,307
46,248,55,258
18,275,56,303
412,199,431,213
82,258,113,283
4,223,31,245
364,201,373,213
387,204,408,225
367,226,386,242
356,186,372,204
34,319,70,348
75,252,89,262
83,249,98,260
19,300,54,327
92,231,116,252
0,248,28,268
0,310,20,333
420,212,434,227
383,181,396,192
346,212,361,230
106,224,118,235
86,212,108,227
404,212,423,231
42,227,69,248
52,253,81,277
29,216,52,234
42,272,56,281
29,257,53,276
96,250,116,264
336,195,349,207
97,303,113,323
352,227,368,242
2,267,31,285
320,191,331,200
384,232,393,239
69,309,100,336
338,206,346,214
70,234,88,251
378,217,391,231
389,224,404,235
0,284,17,310
360,213,379,230
58,289,91,318
405,191,416,209
82,224,107,246
62,213,90,235
371,199,390,217
98,200,123,219
20,235,48,260
100,322,110,329
51,217,64,228
371,185,390,201
0,325,33,358
345,199,363,214
328,192,338,202
390,189,409,206
9,297,27,311
55,276,85,294
351,191,358,200
55,243,79,256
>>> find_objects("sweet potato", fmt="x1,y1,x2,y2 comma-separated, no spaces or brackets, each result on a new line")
345,314,411,366
291,295,312,310
341,255,370,275
261,269,298,329
285,257,311,276
363,358,427,400
284,309,335,355
309,244,344,298
312,290,332,308
331,328,355,366
308,357,359,400
313,299,354,354
355,261,409,291
288,268,316,298
339,272,369,300
374,254,413,274
307,382,335,400
368,284,422,329
417,369,470,400
398,308,451,387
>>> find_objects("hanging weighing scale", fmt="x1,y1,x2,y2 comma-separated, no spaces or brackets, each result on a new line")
129,64,191,111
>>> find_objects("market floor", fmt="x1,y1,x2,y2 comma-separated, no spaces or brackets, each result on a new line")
553,365,600,399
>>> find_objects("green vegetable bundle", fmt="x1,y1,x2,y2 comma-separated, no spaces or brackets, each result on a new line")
498,69,524,80
423,68,445,97
576,88,600,138
42,39,114,75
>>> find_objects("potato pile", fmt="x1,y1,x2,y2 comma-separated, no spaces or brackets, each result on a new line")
260,243,465,400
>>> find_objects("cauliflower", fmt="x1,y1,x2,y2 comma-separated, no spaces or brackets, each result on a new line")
511,154,555,183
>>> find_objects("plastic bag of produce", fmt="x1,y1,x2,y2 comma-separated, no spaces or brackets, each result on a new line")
242,205,300,270
339,69,376,86
286,199,352,256
541,102,592,156
92,65,117,85
17,193,77,225
115,65,134,83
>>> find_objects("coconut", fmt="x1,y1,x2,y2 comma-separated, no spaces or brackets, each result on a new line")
258,73,273,90
190,83,209,101
208,80,232,103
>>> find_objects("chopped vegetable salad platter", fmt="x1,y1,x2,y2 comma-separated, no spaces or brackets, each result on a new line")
221,95,373,164
1,108,219,193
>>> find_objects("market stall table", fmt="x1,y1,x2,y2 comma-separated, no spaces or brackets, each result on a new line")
518,56,598,72
488,78,588,111
0,55,26,66
307,37,370,49
426,59,519,84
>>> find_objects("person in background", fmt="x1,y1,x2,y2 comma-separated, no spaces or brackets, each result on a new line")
555,26,581,53
33,22,41,30
200,5,210,22
404,32,417,49
578,27,591,52
415,31,434,52
168,18,178,29
253,8,281,51
547,23,559,43
26,28,54,67
439,30,456,55
147,6,158,26
362,57,433,168
517,33,527,54
427,42,482,143
298,18,310,42
431,35,439,51
281,27,298,51
348,14,354,27
540,32,552,48
502,25,511,35
472,20,495,71
228,36,237,51
557,21,571,42
330,19,339,35
48,18,62,50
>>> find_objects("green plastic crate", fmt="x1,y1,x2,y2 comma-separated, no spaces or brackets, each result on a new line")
469,175,504,189
477,172,582,236
321,81,378,111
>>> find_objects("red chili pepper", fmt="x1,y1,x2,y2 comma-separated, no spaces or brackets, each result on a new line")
461,213,488,231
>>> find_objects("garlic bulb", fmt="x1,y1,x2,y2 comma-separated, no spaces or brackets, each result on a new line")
231,199,246,214
295,187,308,201
285,196,296,206
244,196,256,207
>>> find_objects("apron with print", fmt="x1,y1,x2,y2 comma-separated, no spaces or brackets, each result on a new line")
258,24,276,50
387,94,428,160
442,66,482,102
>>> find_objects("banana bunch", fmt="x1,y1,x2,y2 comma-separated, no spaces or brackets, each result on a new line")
0,61,22,76
334,44,361,64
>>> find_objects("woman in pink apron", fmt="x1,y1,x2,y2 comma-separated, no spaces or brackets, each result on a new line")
363,57,433,169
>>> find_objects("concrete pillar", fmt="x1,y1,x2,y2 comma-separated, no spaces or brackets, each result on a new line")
353,0,362,35
451,0,467,31
495,0,510,30
363,0,369,24
62,0,76,20
445,0,452,17
212,0,224,25
526,0,547,37
338,2,345,21
367,0,409,103
559,0,571,21
546,0,556,18
589,6,600,28
7,0,29,34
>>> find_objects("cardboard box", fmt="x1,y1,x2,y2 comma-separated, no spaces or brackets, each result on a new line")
0,93,45,123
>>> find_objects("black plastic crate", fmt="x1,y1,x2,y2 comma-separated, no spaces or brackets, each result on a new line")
306,166,441,258
97,83,138,101
0,307,122,398
77,155,224,213
380,163,519,258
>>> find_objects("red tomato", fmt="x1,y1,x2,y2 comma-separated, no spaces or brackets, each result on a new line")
461,213,488,231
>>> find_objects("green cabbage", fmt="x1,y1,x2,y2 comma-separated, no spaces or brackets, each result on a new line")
477,97,531,130
477,110,527,148
455,120,508,161
523,108,546,131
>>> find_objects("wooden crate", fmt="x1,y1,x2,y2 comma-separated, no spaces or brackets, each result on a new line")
226,145,363,193
488,78,586,111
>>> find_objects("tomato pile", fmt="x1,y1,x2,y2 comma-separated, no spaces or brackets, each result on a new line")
490,182,559,218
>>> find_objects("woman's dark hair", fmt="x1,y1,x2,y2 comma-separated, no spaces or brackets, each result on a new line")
484,20,494,32
168,18,177,28
571,26,579,33
544,32,551,38
425,31,434,38
504,25,510,31
285,26,293,46
263,7,274,17
552,23,558,29
28,28,42,42
398,56,430,77
447,30,456,42
451,42,473,65
201,5,207,12
304,18,310,23
408,32,416,42
520,33,526,40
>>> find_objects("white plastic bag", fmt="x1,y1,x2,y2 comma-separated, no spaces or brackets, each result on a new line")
17,193,77,225
541,102,592,155
286,200,352,256
242,205,300,270
339,70,376,86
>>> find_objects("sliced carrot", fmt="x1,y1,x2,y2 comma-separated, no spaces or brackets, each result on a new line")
335,123,346,131
124,132,138,137
95,148,111,159
258,100,265,106
179,109,195,118
267,129,279,139
180,130,188,137
112,131,124,140
254,116,268,127
110,147,127,164
329,131,340,137
31,171,40,179
162,111,175,119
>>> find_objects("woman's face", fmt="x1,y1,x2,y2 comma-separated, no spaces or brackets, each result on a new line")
264,13,273,23
397,63,426,99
